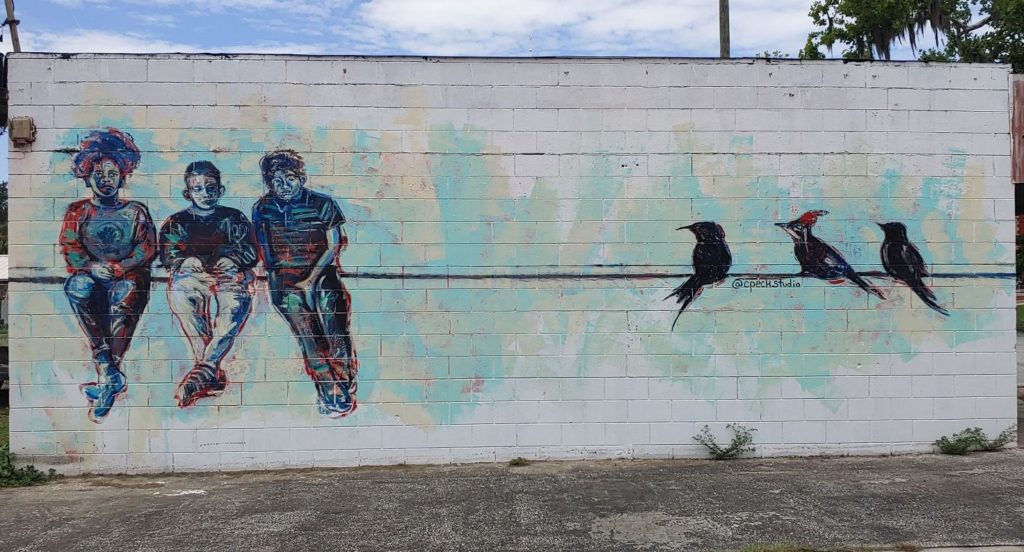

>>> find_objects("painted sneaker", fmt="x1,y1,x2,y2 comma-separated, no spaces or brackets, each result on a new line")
79,368,127,423
312,374,357,418
176,364,227,408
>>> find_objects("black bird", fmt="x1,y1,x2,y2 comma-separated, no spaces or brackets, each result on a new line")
666,222,732,331
775,210,886,300
878,221,948,316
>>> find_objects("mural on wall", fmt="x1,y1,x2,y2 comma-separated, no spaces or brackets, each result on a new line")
58,131,359,422
666,222,732,330
60,128,157,423
5,53,1010,473
878,221,949,315
775,210,887,300
666,214,950,325
252,150,359,418
52,128,965,423
159,161,257,407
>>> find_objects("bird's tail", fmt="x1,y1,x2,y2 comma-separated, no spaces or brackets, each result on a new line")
910,284,949,316
849,272,887,301
665,276,703,331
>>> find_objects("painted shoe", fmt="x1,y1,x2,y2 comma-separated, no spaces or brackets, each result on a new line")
176,364,227,408
312,374,357,418
79,369,127,423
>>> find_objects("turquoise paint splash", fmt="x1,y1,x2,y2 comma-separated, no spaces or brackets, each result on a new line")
427,124,516,268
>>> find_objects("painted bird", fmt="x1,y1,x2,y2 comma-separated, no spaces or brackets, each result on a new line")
878,221,949,316
666,222,732,331
775,210,886,300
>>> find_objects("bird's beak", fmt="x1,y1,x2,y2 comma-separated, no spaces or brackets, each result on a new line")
775,222,799,239
875,222,884,229
676,224,693,231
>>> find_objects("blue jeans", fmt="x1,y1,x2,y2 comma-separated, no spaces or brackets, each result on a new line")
267,267,357,381
64,270,151,371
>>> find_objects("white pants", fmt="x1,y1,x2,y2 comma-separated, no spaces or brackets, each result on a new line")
167,269,254,368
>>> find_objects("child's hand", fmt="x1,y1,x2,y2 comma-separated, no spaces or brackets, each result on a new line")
213,257,237,271
90,263,116,280
294,276,317,308
213,257,239,273
179,257,205,273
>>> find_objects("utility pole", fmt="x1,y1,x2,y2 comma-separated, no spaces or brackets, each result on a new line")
4,0,20,53
719,0,730,58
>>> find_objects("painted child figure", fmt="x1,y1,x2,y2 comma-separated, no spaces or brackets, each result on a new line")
60,128,157,423
252,150,358,417
160,161,257,407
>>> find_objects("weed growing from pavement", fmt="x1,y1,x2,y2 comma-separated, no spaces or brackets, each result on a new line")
0,445,60,488
508,457,530,467
693,424,756,460
934,425,1017,455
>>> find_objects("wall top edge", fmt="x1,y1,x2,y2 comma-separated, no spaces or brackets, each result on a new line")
5,52,1013,70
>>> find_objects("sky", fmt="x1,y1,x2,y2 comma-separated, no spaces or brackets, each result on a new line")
0,0,942,179
12,0,825,58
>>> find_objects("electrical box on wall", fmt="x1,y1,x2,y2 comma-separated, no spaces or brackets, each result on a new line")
9,115,35,147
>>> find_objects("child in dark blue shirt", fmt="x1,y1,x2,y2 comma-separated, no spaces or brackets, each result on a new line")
252,150,357,417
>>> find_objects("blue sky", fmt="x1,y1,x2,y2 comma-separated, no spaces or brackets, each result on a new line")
1,0,946,180
16,0,827,57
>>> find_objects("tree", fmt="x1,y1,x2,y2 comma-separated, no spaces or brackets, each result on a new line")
802,0,1023,72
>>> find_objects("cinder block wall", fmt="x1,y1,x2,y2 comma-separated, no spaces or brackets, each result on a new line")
6,54,1017,473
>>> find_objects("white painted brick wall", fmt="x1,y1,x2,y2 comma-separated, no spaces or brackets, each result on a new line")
5,54,1016,474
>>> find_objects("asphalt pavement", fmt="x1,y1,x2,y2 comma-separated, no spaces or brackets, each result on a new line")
2,447,1023,551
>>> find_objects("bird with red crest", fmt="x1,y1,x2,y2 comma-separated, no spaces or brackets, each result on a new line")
776,210,885,300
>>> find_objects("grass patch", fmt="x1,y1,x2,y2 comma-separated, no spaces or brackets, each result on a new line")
0,408,61,487
0,408,7,449
934,425,1017,455
1018,305,1024,332
508,457,530,467
0,447,59,488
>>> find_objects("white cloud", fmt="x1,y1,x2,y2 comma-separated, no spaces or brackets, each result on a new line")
26,30,200,53
344,0,818,57
575,1,710,36
43,0,105,7
119,0,353,19
360,0,595,36
731,1,816,54
219,43,328,55
23,29,327,55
